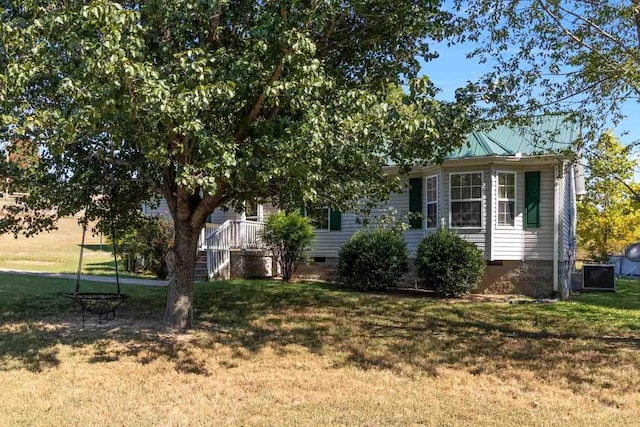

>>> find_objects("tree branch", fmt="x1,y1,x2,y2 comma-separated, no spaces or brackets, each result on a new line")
634,0,640,50
191,180,228,229
536,1,640,100
538,1,598,53
234,7,291,142
555,2,638,61
577,159,640,204
207,3,222,49
159,164,177,220
248,58,285,126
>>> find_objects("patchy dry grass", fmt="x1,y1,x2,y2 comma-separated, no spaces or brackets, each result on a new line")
1,273,639,426
0,217,150,277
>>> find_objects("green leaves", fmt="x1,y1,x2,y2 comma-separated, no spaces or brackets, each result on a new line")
457,0,640,141
0,0,474,246
261,210,315,281
0,0,478,328
578,131,640,260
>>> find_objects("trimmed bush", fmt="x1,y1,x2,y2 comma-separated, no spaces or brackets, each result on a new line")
261,211,315,281
415,227,485,296
338,229,409,290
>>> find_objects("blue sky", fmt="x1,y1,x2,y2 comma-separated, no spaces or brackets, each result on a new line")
419,42,640,148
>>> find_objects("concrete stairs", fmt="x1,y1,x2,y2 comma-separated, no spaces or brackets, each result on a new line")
193,251,209,282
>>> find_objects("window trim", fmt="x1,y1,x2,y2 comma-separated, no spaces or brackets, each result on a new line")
449,171,483,229
425,174,439,229
307,206,331,232
496,171,517,229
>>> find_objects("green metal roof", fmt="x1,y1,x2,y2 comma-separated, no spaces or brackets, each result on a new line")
447,115,579,160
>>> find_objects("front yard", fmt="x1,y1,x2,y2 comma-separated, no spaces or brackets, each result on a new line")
1,273,639,426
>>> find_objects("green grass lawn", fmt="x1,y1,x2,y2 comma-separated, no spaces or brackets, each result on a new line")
0,217,153,278
1,273,639,426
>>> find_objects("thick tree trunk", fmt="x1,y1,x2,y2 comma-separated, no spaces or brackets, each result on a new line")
163,218,200,330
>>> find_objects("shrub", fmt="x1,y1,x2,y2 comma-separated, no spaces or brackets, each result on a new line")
261,211,315,281
114,217,174,279
338,229,409,290
415,227,485,296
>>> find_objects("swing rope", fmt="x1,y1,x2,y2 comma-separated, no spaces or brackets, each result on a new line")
66,159,129,324
67,221,129,325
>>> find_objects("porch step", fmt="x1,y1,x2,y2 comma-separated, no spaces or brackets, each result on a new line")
193,250,209,282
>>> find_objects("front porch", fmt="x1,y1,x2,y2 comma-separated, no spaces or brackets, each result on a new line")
198,219,270,280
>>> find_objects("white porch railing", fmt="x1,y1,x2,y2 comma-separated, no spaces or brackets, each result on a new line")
199,220,265,279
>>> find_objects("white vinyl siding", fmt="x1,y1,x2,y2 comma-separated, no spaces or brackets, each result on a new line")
142,197,170,217
310,176,411,256
144,162,563,264
309,173,439,257
491,169,524,260
523,165,555,260
560,162,577,292
142,198,240,224
208,207,241,224
262,203,279,217
145,199,282,222
561,162,576,262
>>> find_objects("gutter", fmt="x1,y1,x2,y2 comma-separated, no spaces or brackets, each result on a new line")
383,154,566,170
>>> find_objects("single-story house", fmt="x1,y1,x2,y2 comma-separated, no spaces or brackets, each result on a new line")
145,116,585,298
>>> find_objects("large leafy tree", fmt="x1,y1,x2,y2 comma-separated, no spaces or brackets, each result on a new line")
0,1,475,329
1,139,38,193
577,131,640,261
456,0,640,139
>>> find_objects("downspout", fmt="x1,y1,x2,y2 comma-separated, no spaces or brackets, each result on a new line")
570,163,578,269
553,161,560,295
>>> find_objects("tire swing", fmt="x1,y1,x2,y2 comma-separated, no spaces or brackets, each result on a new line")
66,223,129,325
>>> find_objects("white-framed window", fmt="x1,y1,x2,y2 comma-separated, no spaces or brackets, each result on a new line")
497,172,516,227
244,201,261,221
307,206,330,231
426,174,439,228
302,205,341,231
450,172,482,228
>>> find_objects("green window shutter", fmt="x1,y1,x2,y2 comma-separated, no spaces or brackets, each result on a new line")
409,177,423,230
299,202,307,217
525,171,541,228
329,208,342,231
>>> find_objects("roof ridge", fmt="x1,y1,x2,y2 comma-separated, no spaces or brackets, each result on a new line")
470,131,493,155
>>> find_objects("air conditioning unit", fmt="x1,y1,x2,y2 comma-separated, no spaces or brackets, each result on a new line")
582,264,616,291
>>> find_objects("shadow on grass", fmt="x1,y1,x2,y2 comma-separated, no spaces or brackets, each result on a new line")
78,260,154,280
79,244,111,252
571,278,640,311
1,273,639,400
82,260,118,275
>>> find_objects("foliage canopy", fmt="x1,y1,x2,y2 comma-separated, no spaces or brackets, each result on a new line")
0,1,475,328
577,131,640,261
457,0,640,141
